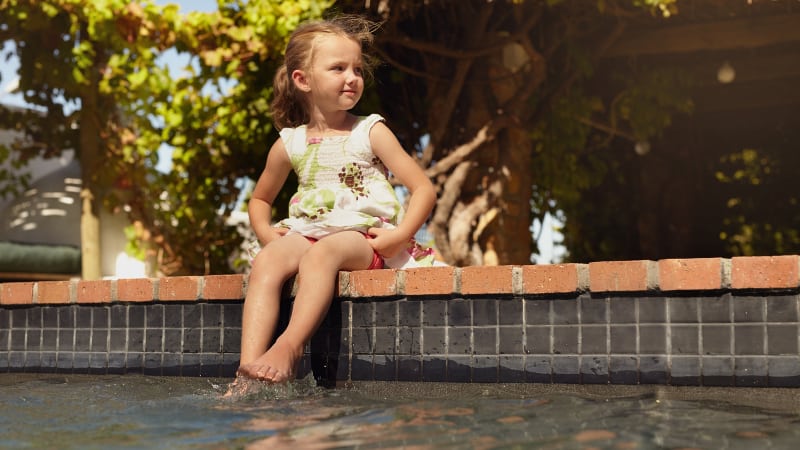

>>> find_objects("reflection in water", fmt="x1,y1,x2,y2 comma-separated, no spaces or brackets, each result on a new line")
1,373,799,449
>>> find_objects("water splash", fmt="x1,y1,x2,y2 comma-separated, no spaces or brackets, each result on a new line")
220,373,323,402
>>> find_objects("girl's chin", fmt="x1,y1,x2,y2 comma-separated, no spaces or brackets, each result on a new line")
340,100,360,110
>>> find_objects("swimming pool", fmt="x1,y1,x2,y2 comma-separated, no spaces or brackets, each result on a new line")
3,373,799,449
3,259,800,448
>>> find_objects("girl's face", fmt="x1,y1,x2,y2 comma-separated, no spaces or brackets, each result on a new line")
296,35,364,114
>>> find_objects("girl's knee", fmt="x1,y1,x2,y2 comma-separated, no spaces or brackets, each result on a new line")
251,250,270,269
250,256,296,288
250,253,278,277
297,247,337,274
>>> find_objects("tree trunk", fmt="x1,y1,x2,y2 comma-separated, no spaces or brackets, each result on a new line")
430,30,538,266
78,51,103,280
490,127,534,265
366,1,548,266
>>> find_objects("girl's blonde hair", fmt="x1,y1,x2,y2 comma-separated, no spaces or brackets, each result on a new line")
270,15,379,130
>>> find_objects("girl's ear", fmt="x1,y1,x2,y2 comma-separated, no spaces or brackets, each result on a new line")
291,70,311,92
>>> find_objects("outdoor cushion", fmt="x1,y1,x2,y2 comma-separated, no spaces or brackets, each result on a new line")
0,241,81,275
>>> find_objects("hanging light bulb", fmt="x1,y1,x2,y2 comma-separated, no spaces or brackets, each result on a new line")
717,61,736,84
634,141,651,156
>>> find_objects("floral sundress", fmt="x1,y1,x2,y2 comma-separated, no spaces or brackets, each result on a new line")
274,114,435,269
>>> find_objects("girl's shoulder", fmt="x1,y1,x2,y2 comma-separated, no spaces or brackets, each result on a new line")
348,114,385,154
278,124,307,156
278,123,306,140
354,113,385,133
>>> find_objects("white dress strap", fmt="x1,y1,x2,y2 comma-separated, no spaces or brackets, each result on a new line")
349,114,384,154
278,125,308,158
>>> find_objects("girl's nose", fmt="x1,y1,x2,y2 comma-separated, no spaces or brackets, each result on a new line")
346,69,360,83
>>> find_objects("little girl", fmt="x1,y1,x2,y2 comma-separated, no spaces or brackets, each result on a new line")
237,16,437,383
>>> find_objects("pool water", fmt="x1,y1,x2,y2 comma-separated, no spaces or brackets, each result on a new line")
2,374,800,449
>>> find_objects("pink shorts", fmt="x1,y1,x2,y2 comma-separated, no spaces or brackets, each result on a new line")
304,235,384,270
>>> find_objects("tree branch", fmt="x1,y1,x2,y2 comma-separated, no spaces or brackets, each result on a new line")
448,193,489,266
378,34,510,60
425,122,491,178
428,160,471,263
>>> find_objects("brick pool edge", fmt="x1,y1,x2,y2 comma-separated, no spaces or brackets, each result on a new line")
2,255,799,386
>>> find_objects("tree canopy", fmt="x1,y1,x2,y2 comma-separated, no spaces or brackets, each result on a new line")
1,0,330,275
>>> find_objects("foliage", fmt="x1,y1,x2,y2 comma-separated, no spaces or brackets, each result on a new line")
0,2,82,193
529,90,606,220
633,0,678,17
1,0,328,275
609,67,695,142
717,148,800,256
111,0,330,274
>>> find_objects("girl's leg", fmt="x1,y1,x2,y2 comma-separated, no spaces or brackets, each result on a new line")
237,234,311,378
244,231,376,383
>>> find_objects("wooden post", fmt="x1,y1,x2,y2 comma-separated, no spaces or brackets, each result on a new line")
80,188,102,280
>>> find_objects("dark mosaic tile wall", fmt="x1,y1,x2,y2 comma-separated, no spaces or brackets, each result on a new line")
2,292,800,386
0,302,243,377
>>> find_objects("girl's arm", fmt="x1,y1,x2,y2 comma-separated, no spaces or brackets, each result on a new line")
249,138,293,245
368,121,436,258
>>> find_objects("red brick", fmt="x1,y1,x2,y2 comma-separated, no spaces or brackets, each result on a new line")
117,278,156,302
461,266,515,295
203,274,245,300
1,282,34,305
349,269,398,297
731,255,800,290
159,276,201,301
404,266,455,296
658,258,723,291
38,281,72,304
77,279,112,304
589,260,654,292
523,264,584,294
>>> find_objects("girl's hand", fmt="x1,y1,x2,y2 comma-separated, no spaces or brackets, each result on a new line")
367,227,408,259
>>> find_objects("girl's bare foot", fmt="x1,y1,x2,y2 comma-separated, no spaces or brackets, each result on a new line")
223,375,249,398
237,336,304,383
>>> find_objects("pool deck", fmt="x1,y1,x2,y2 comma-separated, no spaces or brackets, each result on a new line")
1,255,800,387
